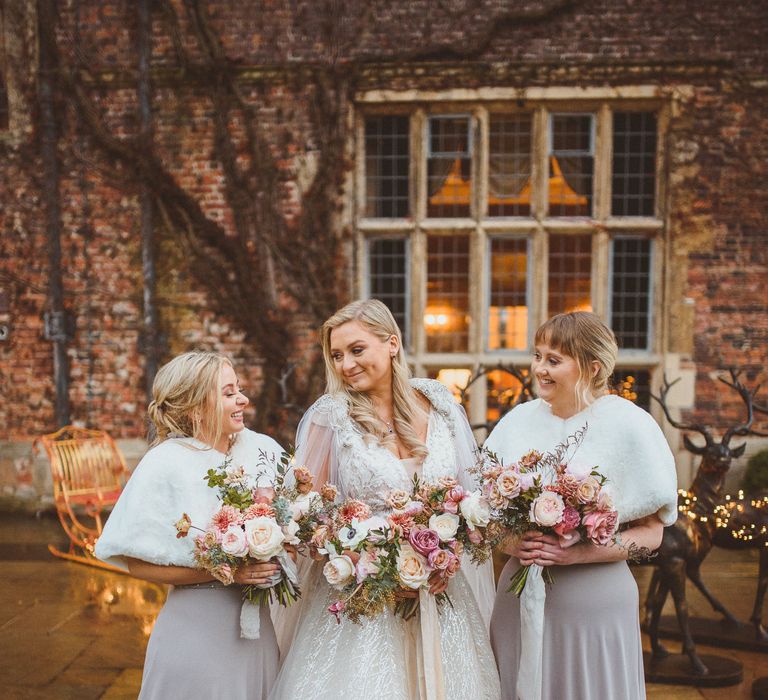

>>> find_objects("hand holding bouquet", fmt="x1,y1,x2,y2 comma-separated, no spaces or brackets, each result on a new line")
478,441,618,596
175,451,317,607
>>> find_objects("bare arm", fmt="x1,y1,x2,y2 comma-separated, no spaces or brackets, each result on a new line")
124,558,281,586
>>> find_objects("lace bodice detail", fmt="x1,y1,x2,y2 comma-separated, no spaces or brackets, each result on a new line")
314,379,461,512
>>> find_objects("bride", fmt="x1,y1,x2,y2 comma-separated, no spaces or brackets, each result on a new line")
269,299,500,700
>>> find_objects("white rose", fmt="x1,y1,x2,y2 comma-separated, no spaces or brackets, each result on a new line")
323,554,356,589
459,490,492,530
290,491,320,519
397,543,430,590
244,516,285,560
220,525,249,558
529,492,565,528
282,518,301,545
338,517,373,550
429,512,460,542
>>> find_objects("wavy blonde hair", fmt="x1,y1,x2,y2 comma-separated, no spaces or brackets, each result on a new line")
321,299,428,460
146,351,233,449
534,311,618,411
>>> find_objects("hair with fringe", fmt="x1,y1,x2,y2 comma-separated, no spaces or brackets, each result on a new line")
534,311,618,410
146,351,233,450
321,299,428,460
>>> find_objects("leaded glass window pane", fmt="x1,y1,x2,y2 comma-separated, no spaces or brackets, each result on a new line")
427,116,471,218
426,235,470,352
488,114,532,217
488,237,528,350
612,112,657,217
368,237,409,345
549,114,593,217
610,237,652,350
365,116,410,217
548,234,592,315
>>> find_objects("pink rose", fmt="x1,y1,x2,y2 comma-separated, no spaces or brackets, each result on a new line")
445,552,461,576
409,526,441,555
553,506,580,537
485,482,506,509
355,548,382,583
220,525,249,557
442,486,465,514
427,548,452,570
583,510,619,546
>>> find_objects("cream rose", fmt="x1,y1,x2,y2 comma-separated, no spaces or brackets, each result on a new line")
530,491,565,528
429,512,460,542
323,554,356,589
459,490,492,530
385,489,411,510
576,476,601,504
597,489,614,511
397,543,430,590
496,470,522,498
220,525,249,558
244,516,285,560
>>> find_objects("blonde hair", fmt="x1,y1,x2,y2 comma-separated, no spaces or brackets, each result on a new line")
534,312,618,410
321,299,428,460
146,351,233,449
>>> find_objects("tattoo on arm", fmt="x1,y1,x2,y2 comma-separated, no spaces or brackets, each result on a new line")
615,532,658,563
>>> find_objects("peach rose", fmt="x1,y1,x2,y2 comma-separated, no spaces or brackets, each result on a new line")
321,483,338,502
576,477,601,505
496,470,522,499
583,510,618,546
397,543,430,590
385,489,411,511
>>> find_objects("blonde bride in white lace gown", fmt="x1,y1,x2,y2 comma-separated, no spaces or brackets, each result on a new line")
269,299,500,700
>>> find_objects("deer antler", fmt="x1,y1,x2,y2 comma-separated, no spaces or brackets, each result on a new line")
651,374,714,449
749,395,768,437
718,368,762,442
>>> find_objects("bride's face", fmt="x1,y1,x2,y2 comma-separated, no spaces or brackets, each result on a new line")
329,320,397,394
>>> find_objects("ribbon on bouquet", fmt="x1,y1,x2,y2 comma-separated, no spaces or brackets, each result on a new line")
240,551,300,639
516,563,546,700
418,588,446,700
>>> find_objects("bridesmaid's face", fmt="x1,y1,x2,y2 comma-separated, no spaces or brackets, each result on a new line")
531,343,581,411
329,321,398,394
217,363,249,435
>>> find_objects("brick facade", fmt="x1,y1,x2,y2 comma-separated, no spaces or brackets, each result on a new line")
1,0,766,502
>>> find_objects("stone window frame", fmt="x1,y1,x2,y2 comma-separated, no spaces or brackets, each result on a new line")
354,86,671,431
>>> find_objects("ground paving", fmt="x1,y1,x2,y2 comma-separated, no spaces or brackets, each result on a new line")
0,513,765,698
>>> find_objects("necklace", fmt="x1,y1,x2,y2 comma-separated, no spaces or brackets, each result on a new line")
383,420,394,434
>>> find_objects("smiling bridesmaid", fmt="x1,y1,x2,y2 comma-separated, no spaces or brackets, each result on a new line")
485,312,677,700
96,351,284,700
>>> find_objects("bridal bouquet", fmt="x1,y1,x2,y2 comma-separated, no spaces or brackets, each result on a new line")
309,476,498,623
175,450,316,607
478,438,618,596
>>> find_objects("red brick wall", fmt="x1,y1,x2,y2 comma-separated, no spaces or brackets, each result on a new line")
1,0,766,443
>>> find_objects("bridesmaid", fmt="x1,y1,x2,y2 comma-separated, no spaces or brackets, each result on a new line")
95,351,283,700
486,312,677,700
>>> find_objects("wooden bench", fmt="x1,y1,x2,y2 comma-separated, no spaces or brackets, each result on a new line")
35,426,130,572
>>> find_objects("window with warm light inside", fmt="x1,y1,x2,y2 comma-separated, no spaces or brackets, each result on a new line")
358,99,664,433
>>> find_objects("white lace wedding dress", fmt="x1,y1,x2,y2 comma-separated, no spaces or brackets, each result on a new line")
269,379,500,700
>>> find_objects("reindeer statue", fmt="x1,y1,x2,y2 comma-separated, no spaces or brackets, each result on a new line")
644,369,764,676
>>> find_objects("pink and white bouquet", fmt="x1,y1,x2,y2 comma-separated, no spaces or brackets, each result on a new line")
175,452,316,607
306,475,498,623
478,443,618,596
